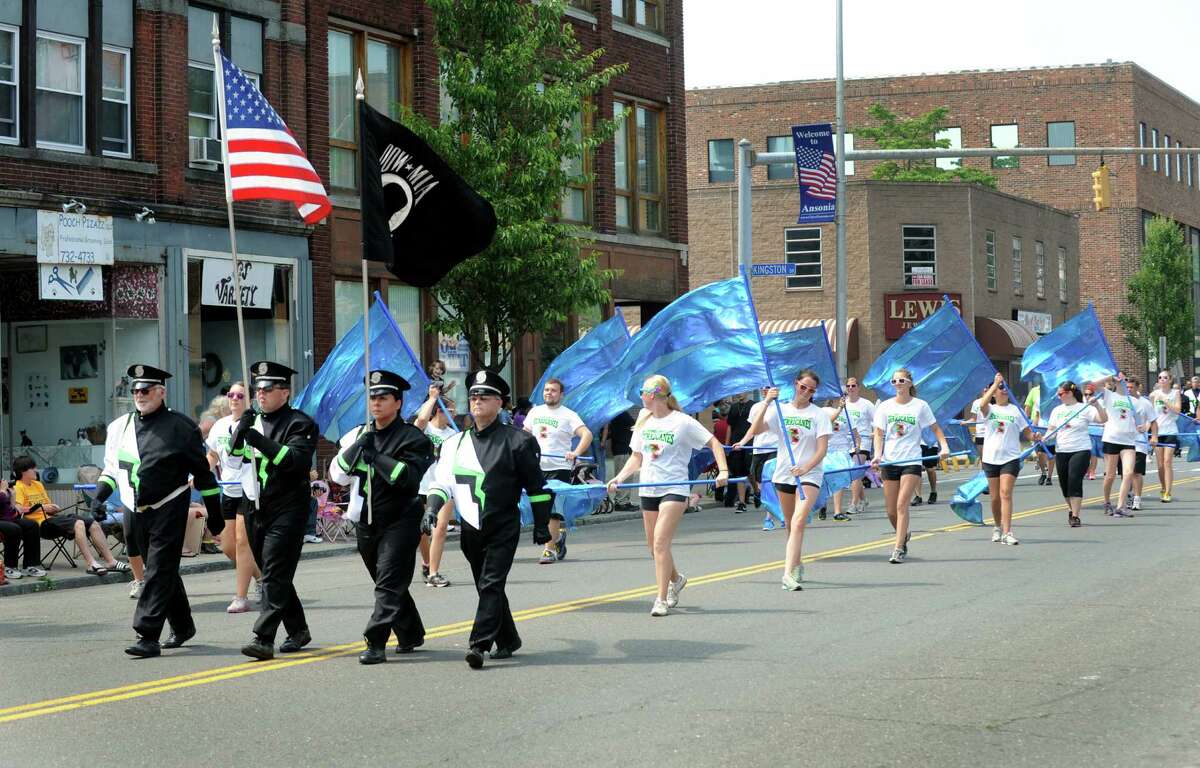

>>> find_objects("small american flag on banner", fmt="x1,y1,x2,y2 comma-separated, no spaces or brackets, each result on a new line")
217,51,330,224
796,146,837,200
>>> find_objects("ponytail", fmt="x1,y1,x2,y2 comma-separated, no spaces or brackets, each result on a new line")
1059,380,1081,402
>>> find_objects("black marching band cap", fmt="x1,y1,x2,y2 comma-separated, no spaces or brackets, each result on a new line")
251,360,297,388
128,364,171,388
368,369,411,397
466,369,510,399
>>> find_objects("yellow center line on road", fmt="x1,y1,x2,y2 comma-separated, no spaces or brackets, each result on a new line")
3,477,1189,724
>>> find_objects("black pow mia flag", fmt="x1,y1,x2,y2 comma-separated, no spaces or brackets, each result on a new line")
360,102,497,288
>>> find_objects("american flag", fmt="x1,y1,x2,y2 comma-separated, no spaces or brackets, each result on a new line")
218,52,330,224
796,146,837,200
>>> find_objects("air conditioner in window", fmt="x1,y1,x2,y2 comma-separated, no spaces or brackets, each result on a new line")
188,136,222,168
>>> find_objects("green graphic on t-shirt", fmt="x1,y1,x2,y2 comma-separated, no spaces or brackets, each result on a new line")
641,429,676,445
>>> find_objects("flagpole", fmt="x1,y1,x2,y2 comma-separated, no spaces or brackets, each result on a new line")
212,19,260,511
356,71,376,526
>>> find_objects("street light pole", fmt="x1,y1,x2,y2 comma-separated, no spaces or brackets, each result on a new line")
737,138,753,275
834,0,848,381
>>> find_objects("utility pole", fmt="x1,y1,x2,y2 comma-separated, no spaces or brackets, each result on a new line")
833,0,848,381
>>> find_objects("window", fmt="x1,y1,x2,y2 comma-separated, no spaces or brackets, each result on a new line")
1152,128,1159,171
842,132,854,176
1139,122,1146,166
0,25,16,143
766,135,792,180
560,109,589,223
1012,236,1023,295
902,225,936,287
1035,241,1045,299
568,0,592,8
36,33,85,151
784,227,821,289
990,124,1018,168
1177,141,1183,182
188,6,263,169
101,46,130,156
1164,134,1171,178
613,0,663,32
387,284,421,356
1047,121,1075,166
1188,147,1193,188
613,99,665,234
707,138,734,182
935,126,961,170
985,230,996,291
327,25,407,190
1057,247,1067,303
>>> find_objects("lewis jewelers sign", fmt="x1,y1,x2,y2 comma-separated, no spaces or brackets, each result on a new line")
884,292,962,340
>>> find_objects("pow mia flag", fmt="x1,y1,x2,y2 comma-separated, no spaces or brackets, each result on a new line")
360,102,497,288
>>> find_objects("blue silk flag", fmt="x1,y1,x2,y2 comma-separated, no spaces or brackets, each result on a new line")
294,291,430,442
1176,414,1200,461
1020,304,1117,419
531,311,630,411
863,300,995,423
518,480,609,528
763,325,841,402
759,453,864,524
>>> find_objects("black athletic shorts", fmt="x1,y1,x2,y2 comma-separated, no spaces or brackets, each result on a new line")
543,469,573,520
983,458,1022,478
1102,441,1135,456
1156,435,1179,447
750,450,777,482
773,481,820,495
974,436,984,447
640,494,688,511
921,445,939,469
1115,452,1148,476
220,494,249,520
882,464,924,481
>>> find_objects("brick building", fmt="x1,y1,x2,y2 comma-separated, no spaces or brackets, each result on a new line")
0,0,686,475
687,62,1200,375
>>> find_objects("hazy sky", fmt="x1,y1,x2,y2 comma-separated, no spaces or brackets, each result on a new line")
683,0,1200,104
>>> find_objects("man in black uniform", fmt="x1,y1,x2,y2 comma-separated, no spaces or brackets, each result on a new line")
232,361,318,661
90,365,223,658
423,370,551,669
329,369,433,665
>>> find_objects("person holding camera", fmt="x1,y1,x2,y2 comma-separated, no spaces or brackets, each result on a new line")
422,370,552,669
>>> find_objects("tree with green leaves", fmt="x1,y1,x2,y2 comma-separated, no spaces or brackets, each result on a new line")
852,104,998,188
1117,216,1195,371
403,0,626,372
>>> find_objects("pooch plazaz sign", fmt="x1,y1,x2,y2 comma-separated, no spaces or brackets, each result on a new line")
792,124,836,224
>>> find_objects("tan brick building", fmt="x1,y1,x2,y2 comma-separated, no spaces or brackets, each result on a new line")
687,62,1200,375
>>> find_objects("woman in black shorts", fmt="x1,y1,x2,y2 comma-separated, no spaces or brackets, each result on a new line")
978,374,1036,545
1045,381,1106,527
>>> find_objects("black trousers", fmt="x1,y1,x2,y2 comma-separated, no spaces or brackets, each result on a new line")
1055,450,1090,499
0,517,40,568
132,495,192,641
356,508,425,647
251,508,307,643
459,517,520,652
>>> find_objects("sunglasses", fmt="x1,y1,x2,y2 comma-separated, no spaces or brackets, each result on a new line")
1158,375,1170,380
256,384,283,393
640,387,667,396
796,383,815,393
468,394,498,401
227,392,246,400
846,383,858,388
891,378,909,385
132,387,158,395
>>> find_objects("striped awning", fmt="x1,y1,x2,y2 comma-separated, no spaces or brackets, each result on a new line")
627,318,859,360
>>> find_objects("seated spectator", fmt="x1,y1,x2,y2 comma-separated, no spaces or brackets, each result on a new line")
11,456,129,576
0,477,45,579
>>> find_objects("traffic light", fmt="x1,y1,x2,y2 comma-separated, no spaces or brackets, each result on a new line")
1092,163,1111,211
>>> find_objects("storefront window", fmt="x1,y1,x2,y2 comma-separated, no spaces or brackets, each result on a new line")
387,284,421,354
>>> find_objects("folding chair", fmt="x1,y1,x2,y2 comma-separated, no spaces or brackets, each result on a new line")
40,528,77,570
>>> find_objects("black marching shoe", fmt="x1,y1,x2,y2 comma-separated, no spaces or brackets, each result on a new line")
279,629,312,654
465,647,486,669
359,641,387,665
241,636,275,661
395,638,424,655
125,636,161,658
490,638,522,660
162,625,196,649
927,491,938,504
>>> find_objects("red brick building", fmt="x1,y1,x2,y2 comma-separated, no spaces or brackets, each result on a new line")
0,0,687,472
687,62,1200,374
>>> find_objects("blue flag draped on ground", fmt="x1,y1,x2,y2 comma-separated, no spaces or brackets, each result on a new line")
294,291,429,442
532,311,630,410
763,325,841,402
1020,304,1117,419
863,300,995,423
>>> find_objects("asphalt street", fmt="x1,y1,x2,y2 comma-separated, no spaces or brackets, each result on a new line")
3,465,1200,768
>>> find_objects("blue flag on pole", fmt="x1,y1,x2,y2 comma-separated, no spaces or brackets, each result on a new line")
1020,304,1117,419
532,311,630,408
762,326,841,402
863,300,995,422
294,291,430,442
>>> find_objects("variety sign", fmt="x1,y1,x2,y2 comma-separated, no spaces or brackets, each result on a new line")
200,258,275,309
884,292,962,340
1015,309,1053,335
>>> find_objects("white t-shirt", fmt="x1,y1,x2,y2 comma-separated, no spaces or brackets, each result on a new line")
1148,388,1180,436
630,410,714,498
1046,402,1101,454
981,402,1025,465
206,414,248,498
1099,388,1139,446
748,401,778,450
762,401,833,486
826,405,855,452
1134,396,1155,454
524,404,585,472
873,397,937,465
970,398,987,438
843,397,875,446
419,422,458,496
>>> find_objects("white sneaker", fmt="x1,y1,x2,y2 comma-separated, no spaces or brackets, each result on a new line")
128,579,144,599
781,567,802,591
650,598,669,617
227,596,251,613
991,527,1002,543
666,573,687,608
1131,496,1142,511
303,534,323,544
4,567,23,580
252,578,263,601
23,566,46,577
1002,532,1020,546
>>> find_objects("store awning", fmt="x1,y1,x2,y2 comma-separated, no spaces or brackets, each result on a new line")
627,318,859,361
974,316,1038,358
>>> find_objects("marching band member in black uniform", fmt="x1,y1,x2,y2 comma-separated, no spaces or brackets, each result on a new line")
423,370,552,669
329,369,434,665
232,361,318,661
90,365,223,658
